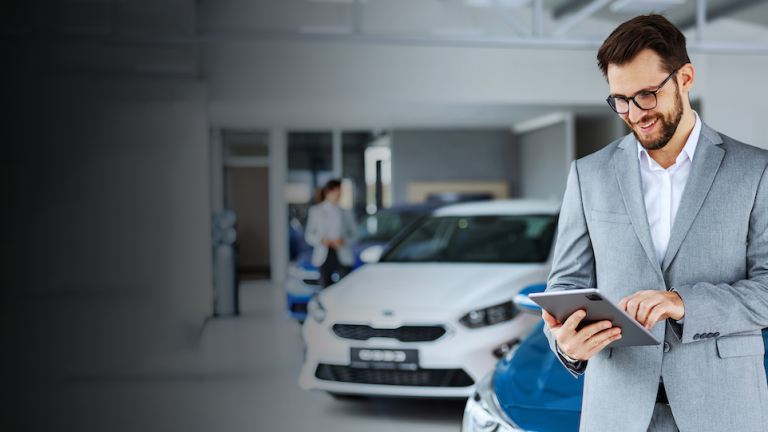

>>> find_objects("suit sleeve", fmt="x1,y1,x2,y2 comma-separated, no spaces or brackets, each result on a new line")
671,163,768,343
543,160,597,377
304,207,323,247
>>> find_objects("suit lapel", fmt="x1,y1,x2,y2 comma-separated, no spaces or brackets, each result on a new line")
662,123,725,272
614,135,664,280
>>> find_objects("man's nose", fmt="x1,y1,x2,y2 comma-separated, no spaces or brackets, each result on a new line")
627,103,649,124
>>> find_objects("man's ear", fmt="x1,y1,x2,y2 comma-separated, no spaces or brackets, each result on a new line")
678,63,695,93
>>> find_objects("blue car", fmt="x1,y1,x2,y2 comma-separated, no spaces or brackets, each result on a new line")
463,288,768,432
284,204,443,322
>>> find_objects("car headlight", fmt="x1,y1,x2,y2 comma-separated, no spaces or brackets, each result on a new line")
307,295,327,323
463,371,520,432
460,301,518,329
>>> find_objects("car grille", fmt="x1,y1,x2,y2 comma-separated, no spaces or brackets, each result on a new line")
332,324,447,342
315,364,474,387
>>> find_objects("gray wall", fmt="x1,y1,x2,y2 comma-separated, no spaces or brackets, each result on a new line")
519,122,571,200
391,129,519,204
576,115,628,159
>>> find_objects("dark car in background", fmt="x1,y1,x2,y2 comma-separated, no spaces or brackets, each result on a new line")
463,286,768,432
284,204,442,322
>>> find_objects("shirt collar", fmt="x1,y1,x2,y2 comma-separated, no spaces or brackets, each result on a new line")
637,110,701,168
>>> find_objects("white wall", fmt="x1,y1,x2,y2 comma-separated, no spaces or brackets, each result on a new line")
700,53,768,150
203,39,763,152
203,41,611,129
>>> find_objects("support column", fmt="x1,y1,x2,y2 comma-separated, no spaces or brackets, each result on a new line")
210,127,224,213
696,0,707,43
533,0,544,37
269,128,288,286
332,129,343,178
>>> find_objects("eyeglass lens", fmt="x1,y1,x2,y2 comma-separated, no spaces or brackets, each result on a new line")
610,93,657,114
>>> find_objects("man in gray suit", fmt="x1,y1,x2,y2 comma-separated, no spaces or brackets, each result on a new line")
542,14,768,432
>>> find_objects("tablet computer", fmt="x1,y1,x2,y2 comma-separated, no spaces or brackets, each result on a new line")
528,288,661,348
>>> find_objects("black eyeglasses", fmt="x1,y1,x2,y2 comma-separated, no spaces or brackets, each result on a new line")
606,67,681,114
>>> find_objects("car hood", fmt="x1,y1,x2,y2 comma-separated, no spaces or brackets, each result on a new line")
492,327,768,432
493,321,583,432
319,262,547,313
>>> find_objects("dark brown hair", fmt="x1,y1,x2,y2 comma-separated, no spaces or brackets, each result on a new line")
317,179,341,202
597,14,690,79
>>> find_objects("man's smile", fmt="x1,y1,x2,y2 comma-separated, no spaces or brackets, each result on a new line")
636,117,659,134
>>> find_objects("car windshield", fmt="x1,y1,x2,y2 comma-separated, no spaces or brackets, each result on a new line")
380,214,557,263
357,211,427,242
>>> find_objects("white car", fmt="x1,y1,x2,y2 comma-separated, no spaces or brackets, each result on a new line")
299,199,560,398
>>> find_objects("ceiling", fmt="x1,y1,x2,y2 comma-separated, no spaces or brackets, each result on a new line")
2,0,766,80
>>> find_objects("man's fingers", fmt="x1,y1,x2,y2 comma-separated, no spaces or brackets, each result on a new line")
624,291,651,321
588,328,622,354
579,320,613,341
541,310,556,326
636,295,662,327
619,291,641,310
563,310,585,334
645,304,669,330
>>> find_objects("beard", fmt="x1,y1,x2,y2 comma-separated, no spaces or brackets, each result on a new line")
627,88,684,151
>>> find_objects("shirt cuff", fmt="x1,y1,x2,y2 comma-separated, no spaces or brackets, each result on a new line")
556,343,578,363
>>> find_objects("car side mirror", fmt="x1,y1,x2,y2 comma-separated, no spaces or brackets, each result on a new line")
513,283,547,315
360,245,384,263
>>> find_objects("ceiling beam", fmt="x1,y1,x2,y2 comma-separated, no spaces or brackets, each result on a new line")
6,28,768,55
677,0,767,31
489,0,531,38
553,0,595,19
550,0,613,38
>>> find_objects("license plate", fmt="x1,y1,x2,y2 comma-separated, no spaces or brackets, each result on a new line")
349,348,419,370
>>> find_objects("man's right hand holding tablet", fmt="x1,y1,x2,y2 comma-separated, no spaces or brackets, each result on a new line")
542,310,622,361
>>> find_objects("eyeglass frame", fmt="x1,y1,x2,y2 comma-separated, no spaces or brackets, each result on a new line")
606,66,682,114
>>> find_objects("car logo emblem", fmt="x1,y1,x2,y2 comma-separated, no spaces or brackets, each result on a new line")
382,310,394,316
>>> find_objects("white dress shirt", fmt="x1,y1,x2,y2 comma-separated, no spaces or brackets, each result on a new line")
640,112,701,383
637,111,702,268
319,200,342,241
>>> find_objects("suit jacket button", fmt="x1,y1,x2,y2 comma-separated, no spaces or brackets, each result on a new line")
663,342,670,353
693,334,700,340
714,332,720,337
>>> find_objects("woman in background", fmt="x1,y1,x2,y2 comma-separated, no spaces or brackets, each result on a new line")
304,180,358,288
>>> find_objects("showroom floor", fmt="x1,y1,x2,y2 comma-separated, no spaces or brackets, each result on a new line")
53,280,465,432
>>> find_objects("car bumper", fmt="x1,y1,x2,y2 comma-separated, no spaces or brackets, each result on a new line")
462,370,523,432
299,311,540,397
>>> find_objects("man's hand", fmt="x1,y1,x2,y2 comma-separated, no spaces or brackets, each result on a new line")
542,309,622,361
619,290,684,330
321,238,332,247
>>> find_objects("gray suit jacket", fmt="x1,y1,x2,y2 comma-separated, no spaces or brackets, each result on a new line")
544,122,768,431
